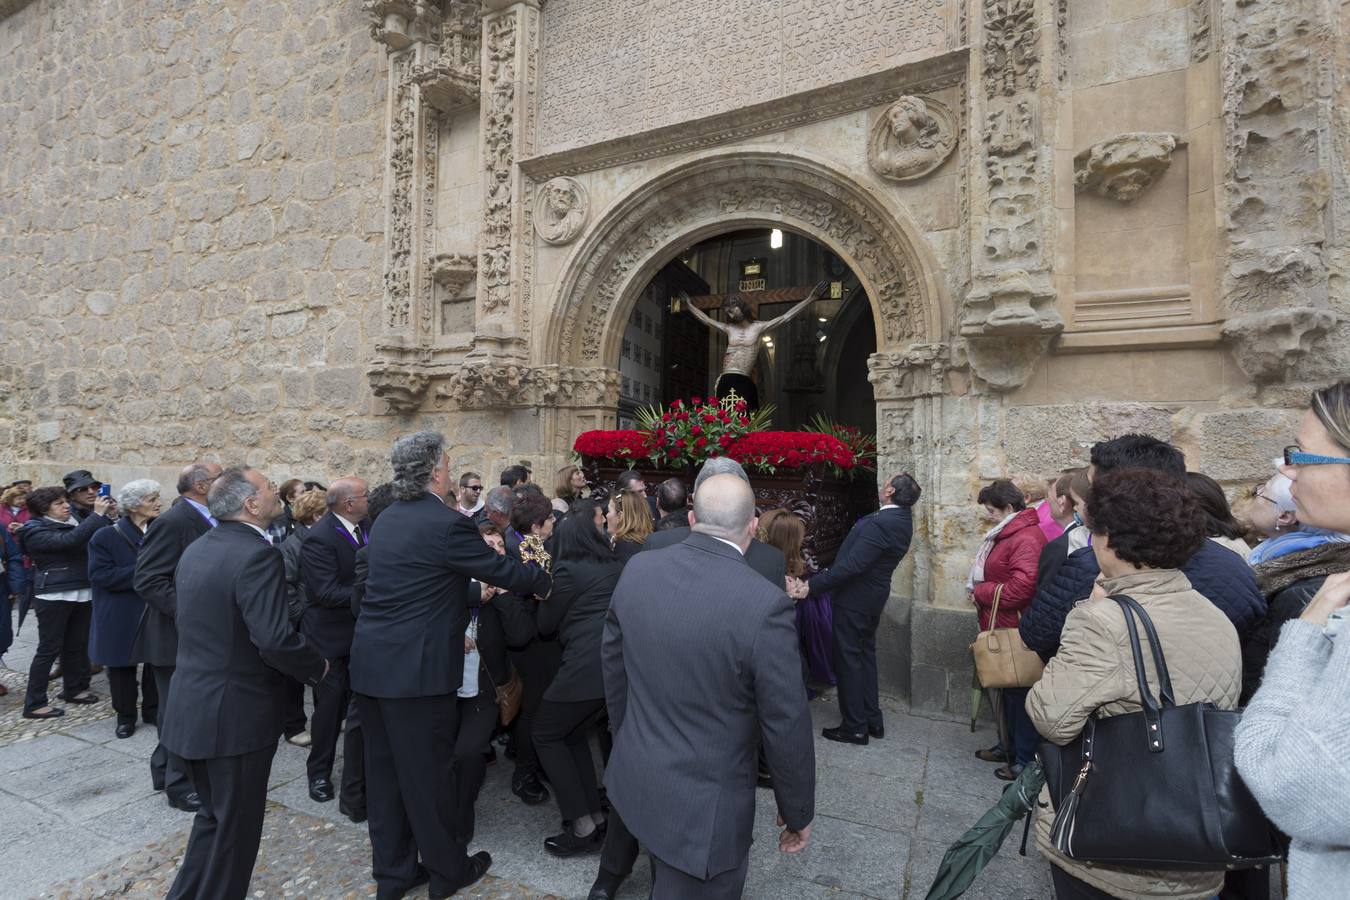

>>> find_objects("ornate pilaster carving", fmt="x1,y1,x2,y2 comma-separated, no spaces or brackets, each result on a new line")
964,0,1061,391
1189,0,1212,63
868,344,952,401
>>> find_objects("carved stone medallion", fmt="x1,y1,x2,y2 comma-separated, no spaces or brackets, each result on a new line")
868,96,957,182
534,177,589,245
1074,133,1182,202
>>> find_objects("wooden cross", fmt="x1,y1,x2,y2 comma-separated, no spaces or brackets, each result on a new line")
680,284,820,318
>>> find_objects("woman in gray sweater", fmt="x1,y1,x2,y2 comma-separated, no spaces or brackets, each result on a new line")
1236,380,1350,899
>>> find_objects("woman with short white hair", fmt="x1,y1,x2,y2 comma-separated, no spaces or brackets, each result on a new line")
88,479,163,738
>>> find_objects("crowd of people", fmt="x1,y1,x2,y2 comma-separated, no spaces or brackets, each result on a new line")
0,380,1347,899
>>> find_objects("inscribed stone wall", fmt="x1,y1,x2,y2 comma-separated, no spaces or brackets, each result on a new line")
535,0,954,154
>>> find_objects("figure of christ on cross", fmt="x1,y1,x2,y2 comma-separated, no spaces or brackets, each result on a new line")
678,279,829,410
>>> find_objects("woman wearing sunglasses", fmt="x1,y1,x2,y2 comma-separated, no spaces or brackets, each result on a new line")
1236,381,1350,900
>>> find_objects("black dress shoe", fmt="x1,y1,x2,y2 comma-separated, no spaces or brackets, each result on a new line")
432,851,491,897
588,870,626,900
168,792,202,812
821,725,868,746
756,769,774,789
512,772,549,805
545,826,604,857
483,745,497,766
115,722,136,739
339,801,367,824
309,776,334,802
868,724,885,739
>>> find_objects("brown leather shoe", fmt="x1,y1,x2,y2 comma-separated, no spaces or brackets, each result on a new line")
975,746,1007,763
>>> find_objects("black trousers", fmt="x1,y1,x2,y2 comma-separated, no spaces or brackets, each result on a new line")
714,372,758,411
452,689,501,844
831,606,882,733
107,664,159,727
358,693,470,900
283,676,306,737
651,851,749,900
308,654,350,780
598,807,641,880
1220,868,1273,900
151,664,195,803
509,637,561,783
23,598,92,711
340,696,365,813
533,696,605,820
166,743,276,900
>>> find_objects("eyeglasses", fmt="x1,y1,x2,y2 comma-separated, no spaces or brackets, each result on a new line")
464,485,482,491
347,494,369,502
1250,484,1277,506
1283,445,1350,467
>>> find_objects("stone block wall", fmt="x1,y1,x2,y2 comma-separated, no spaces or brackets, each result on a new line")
0,1,405,487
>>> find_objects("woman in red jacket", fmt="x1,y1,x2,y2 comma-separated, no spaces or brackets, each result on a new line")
969,479,1047,779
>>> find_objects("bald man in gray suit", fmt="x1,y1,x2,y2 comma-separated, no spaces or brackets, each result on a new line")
601,475,815,899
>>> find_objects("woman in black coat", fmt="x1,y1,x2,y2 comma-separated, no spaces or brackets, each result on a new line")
87,479,162,738
453,521,538,844
533,500,624,857
18,485,114,718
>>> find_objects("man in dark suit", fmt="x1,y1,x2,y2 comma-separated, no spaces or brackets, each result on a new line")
642,458,786,587
602,474,814,899
162,467,328,900
810,472,919,746
133,461,221,812
299,477,368,815
350,431,552,900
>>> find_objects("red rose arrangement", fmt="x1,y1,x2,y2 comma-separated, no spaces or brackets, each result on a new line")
726,431,856,477
573,429,654,461
647,395,753,469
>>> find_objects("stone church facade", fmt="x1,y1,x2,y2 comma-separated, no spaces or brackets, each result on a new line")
1,0,1346,712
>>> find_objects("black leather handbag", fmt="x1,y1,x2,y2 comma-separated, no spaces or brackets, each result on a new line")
1038,594,1282,871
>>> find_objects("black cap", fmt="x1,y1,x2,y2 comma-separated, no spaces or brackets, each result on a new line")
62,470,102,493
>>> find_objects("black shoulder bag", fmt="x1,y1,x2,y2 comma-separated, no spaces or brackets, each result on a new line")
1038,594,1282,870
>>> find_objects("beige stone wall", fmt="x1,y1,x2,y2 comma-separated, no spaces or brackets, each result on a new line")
0,0,411,489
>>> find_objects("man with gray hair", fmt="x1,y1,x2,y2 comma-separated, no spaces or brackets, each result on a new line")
350,431,551,898
479,485,519,558
134,459,222,814
161,466,328,900
600,474,815,899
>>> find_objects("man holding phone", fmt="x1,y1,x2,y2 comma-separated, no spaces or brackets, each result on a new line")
63,470,117,522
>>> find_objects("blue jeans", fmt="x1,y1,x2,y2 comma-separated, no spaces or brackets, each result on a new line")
1001,686,1039,767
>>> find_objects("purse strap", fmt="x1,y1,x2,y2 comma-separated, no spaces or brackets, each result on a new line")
984,583,1004,635
1108,594,1175,752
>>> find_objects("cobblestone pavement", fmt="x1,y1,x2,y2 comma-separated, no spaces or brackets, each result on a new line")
2,607,1056,899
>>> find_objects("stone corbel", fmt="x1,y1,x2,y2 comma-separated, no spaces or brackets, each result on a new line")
868,343,952,401
410,2,482,116
363,0,442,51
1074,133,1183,202
1221,308,1338,385
960,270,1062,390
367,359,432,413
430,253,477,294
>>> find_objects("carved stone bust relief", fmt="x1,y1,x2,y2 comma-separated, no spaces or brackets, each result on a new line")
868,95,957,183
535,176,589,245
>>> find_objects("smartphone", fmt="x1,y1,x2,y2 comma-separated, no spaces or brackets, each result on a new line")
98,484,111,497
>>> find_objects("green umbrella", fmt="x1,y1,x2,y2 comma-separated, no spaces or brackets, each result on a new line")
924,761,1046,900
969,669,984,732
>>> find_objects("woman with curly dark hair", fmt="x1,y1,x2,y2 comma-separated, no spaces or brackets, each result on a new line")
1027,468,1241,899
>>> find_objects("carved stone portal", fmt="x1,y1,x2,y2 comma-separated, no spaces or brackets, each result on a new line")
868,96,957,183
534,177,589,245
1074,133,1183,202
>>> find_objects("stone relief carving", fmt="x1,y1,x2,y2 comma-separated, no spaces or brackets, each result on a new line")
868,344,951,401
364,0,442,51
384,53,417,330
961,270,1063,391
981,99,1039,262
1221,308,1338,385
534,177,588,245
868,96,957,182
1074,133,1182,202
430,253,476,293
479,13,517,318
410,2,481,116
440,363,620,410
1189,0,1212,63
555,161,935,367
983,0,1038,100
367,365,431,413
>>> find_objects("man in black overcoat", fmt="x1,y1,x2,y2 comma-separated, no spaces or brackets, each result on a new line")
299,476,368,815
809,472,919,745
350,432,552,900
133,460,221,812
162,467,328,900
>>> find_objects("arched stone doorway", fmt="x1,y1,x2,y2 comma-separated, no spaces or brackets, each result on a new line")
541,148,948,373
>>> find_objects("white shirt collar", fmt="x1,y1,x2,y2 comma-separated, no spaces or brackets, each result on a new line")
335,513,360,534
240,521,272,543
880,503,902,511
711,536,745,556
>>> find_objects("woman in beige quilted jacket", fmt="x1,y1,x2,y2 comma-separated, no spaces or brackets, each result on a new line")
1027,467,1241,899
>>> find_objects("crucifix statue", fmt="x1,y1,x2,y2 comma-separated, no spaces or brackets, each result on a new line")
677,280,828,410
